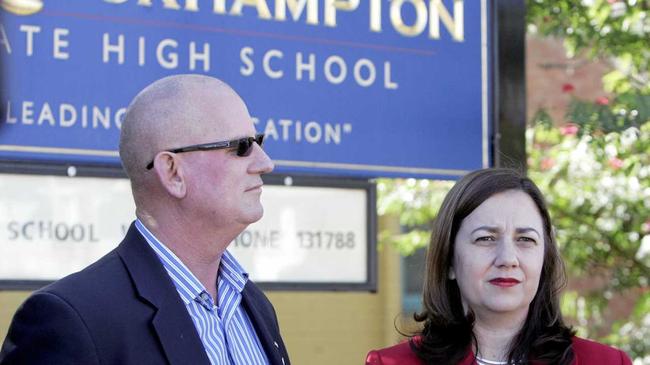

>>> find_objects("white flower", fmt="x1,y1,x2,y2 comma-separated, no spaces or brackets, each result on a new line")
596,217,616,232
600,176,615,189
636,235,650,260
627,176,641,195
620,127,639,148
605,143,618,158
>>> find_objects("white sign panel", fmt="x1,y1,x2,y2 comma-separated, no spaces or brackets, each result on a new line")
230,185,368,284
0,173,135,280
0,174,372,288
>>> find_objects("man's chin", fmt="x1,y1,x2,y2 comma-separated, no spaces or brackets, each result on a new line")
240,206,264,225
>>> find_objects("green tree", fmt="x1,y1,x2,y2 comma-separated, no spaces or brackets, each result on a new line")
526,2,650,359
527,0,649,94
528,120,649,360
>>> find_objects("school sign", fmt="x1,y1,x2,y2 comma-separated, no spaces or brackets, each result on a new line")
0,0,490,179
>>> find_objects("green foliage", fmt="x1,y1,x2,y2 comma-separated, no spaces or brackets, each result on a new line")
526,2,650,359
564,94,649,134
527,0,650,93
605,290,650,361
527,119,650,360
377,178,453,255
528,122,649,284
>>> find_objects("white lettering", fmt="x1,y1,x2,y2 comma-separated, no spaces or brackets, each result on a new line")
263,49,283,79
0,24,11,54
353,58,376,87
213,0,226,13
189,41,210,71
324,123,341,144
239,47,397,89
230,0,272,19
390,0,428,37
93,107,111,129
103,33,125,64
369,0,381,33
323,55,347,84
430,0,464,41
138,36,146,66
254,117,351,144
296,52,315,81
60,104,77,127
324,0,359,27
37,102,55,126
157,38,178,69
20,25,41,56
5,101,17,124
22,101,34,125
240,46,255,76
263,118,279,140
304,121,322,143
53,28,70,60
274,0,318,24
295,120,302,141
115,108,127,129
278,118,292,140
384,62,398,89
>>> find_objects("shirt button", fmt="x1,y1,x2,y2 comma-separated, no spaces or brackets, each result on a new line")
198,292,212,307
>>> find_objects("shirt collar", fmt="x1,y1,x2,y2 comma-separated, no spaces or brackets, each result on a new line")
135,219,249,305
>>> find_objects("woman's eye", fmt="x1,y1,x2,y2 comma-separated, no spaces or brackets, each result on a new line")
518,236,537,244
475,236,495,242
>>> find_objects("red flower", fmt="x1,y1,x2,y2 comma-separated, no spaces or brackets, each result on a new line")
608,157,624,170
596,96,610,105
541,157,555,171
607,0,619,4
560,123,579,136
562,83,575,93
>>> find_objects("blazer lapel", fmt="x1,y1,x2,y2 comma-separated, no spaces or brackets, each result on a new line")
241,283,289,365
117,223,210,365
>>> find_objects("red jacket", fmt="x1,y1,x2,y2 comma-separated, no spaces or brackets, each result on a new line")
366,336,632,365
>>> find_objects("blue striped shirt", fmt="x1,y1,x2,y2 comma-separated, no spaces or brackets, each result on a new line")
136,219,269,365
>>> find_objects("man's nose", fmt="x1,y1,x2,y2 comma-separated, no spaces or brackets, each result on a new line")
249,143,274,174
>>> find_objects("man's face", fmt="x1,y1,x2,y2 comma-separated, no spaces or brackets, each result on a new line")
178,90,274,230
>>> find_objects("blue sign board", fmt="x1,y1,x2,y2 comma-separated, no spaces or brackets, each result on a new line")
0,0,491,178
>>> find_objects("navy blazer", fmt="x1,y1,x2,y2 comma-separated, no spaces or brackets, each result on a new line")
0,223,291,365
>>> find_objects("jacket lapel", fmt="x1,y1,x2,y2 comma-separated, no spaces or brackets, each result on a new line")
117,223,210,365
241,283,289,365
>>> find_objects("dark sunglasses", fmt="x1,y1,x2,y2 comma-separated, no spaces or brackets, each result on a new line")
146,133,265,170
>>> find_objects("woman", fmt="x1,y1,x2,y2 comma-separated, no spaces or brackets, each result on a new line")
366,168,632,365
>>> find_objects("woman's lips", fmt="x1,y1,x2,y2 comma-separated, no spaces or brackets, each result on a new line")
489,278,521,287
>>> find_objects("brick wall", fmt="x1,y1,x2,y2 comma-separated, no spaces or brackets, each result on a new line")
526,35,611,124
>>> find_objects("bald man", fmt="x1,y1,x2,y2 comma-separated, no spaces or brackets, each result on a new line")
0,75,290,365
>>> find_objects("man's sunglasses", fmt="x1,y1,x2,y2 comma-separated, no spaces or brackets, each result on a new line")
146,133,265,170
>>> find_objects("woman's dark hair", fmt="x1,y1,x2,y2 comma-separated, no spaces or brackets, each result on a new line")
412,168,575,365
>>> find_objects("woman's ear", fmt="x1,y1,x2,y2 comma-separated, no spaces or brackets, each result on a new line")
448,267,456,280
154,152,187,199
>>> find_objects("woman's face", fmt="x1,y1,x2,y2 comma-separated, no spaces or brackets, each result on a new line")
451,190,545,319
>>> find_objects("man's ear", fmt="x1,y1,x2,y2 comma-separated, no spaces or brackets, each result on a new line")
153,152,187,199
